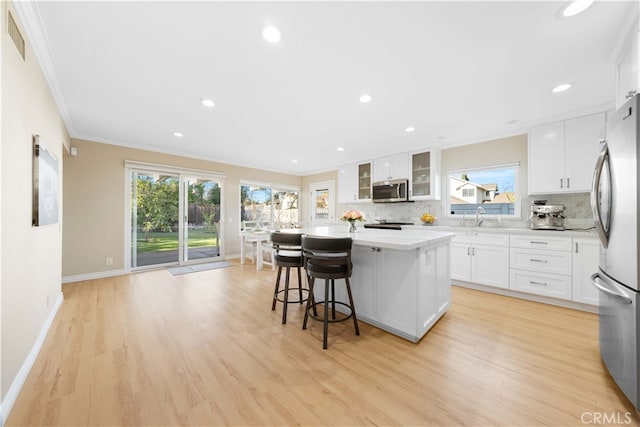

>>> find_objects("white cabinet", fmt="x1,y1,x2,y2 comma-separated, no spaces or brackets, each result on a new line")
450,229,600,309
616,25,640,109
509,234,572,299
373,153,409,182
451,233,510,289
337,161,372,203
338,163,357,204
346,242,450,341
565,114,607,191
528,113,605,195
410,149,441,200
572,237,599,306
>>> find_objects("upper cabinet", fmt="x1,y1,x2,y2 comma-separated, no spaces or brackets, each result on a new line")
372,153,409,182
528,112,606,195
410,149,441,200
338,161,372,203
616,25,640,109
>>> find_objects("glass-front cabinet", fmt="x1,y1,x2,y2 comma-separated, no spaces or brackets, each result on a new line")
358,162,372,200
338,161,372,203
410,149,441,200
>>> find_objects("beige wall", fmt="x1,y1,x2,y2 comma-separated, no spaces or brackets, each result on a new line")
63,139,302,277
2,0,70,400
441,134,528,218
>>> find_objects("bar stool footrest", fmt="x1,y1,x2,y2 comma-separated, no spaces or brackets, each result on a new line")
307,301,354,323
274,288,309,304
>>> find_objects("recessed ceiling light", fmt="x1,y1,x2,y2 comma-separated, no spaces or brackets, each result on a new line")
201,98,215,108
359,94,373,103
552,83,572,93
436,135,446,140
173,132,184,137
262,26,281,43
506,119,519,125
405,126,415,133
292,159,298,163
337,147,345,152
560,0,594,17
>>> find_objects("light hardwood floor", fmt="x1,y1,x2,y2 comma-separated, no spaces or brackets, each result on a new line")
7,261,640,426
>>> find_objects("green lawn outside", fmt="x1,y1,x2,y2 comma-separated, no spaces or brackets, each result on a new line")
136,229,218,253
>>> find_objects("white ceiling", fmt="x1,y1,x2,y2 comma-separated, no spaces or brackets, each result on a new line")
15,1,637,175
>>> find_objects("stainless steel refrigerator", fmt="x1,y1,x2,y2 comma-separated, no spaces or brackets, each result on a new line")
591,94,640,410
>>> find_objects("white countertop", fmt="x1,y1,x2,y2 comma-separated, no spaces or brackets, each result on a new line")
404,224,597,238
298,226,455,250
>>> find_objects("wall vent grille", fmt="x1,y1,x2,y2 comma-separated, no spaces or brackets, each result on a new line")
8,11,26,60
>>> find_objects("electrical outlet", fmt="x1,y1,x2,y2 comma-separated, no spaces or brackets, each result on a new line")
105,257,113,266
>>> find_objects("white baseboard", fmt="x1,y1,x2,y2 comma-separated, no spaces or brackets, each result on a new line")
452,281,598,313
62,268,126,284
1,292,63,426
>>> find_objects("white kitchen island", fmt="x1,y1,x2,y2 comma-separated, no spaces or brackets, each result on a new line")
299,226,454,343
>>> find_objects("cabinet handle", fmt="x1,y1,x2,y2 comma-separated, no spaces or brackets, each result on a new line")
566,177,570,188
530,241,548,245
472,248,476,256
575,242,579,253
626,90,637,99
529,258,548,263
529,281,548,286
467,247,470,256
560,178,563,189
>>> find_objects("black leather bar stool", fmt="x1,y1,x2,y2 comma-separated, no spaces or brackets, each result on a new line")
271,232,307,324
301,236,359,349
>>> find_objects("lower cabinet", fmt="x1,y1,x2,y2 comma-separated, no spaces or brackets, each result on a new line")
451,233,510,289
451,230,599,309
510,268,572,299
343,242,450,341
572,238,600,305
509,234,573,299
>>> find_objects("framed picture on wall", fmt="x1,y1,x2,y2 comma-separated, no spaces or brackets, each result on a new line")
32,134,59,226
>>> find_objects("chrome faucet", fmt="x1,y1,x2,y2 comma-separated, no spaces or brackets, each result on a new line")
475,206,485,227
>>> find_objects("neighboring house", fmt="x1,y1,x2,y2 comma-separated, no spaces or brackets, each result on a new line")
450,176,498,204
487,192,515,203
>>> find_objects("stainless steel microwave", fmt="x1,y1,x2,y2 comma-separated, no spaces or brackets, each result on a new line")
372,179,409,203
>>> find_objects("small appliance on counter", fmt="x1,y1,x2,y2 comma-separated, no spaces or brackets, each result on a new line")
530,200,565,230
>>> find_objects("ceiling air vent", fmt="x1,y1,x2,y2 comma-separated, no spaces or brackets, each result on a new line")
8,11,25,60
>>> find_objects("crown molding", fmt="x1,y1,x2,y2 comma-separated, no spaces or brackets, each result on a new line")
12,1,76,135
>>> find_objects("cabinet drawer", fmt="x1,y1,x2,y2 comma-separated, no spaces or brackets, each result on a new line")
452,232,509,246
510,248,572,275
509,269,572,300
509,234,572,251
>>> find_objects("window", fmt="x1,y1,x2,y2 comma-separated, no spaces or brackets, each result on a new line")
240,184,299,229
447,163,520,217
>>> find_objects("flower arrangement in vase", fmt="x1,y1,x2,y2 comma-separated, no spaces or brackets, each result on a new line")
421,213,436,225
341,209,366,232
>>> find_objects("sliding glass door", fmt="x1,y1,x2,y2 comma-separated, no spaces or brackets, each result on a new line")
131,172,180,267
185,177,221,261
129,166,224,269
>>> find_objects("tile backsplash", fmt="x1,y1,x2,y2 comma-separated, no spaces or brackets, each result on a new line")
337,192,594,230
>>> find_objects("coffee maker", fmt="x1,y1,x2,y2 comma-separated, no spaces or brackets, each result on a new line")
530,200,565,231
